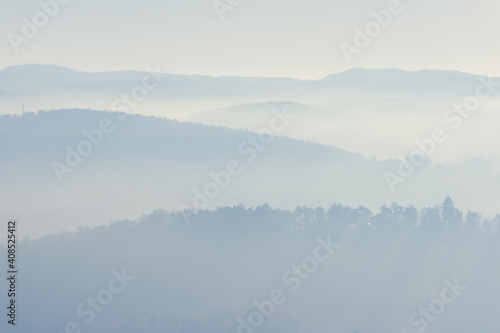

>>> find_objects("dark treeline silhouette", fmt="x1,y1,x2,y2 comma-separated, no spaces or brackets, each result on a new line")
161,196,498,235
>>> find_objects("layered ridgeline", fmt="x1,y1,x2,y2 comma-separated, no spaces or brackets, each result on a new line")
1,109,499,237
2,65,499,124
0,201,499,333
1,65,492,100
2,65,500,170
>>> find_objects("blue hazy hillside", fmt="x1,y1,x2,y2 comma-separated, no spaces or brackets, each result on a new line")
1,201,499,332
0,109,499,238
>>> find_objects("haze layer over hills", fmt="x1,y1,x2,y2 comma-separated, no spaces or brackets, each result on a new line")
0,108,499,237
1,65,499,166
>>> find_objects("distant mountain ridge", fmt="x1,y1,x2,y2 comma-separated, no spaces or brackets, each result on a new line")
322,68,478,80
0,64,493,93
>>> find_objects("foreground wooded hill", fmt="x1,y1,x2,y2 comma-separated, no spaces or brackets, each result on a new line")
3,198,499,333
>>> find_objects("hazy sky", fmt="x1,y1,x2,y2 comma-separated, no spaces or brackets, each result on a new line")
0,0,499,79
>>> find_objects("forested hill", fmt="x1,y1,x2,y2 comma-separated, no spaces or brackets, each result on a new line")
2,198,500,333
1,109,499,238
